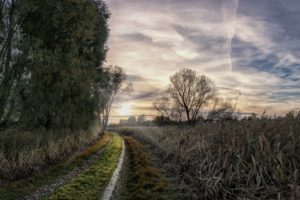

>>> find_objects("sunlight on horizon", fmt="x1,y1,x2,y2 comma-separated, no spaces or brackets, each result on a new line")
119,103,131,116
106,0,300,117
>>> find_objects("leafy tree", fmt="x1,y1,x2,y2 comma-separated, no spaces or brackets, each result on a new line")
15,0,110,130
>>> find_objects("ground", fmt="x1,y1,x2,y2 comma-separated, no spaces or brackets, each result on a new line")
0,132,172,200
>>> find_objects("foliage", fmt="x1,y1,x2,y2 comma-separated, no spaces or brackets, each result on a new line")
0,0,29,126
0,0,110,129
15,0,110,129
0,0,113,182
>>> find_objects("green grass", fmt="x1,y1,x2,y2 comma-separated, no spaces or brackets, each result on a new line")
46,133,122,200
116,136,173,200
0,133,112,200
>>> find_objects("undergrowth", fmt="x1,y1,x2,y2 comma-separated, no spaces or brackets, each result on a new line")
0,122,102,181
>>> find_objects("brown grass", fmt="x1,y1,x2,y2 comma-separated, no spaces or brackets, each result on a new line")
114,115,300,199
117,136,171,200
0,132,112,200
0,122,102,181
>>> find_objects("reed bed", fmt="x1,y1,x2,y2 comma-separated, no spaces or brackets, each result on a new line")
114,115,300,199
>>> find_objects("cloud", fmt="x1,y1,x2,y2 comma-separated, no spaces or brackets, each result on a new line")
105,0,300,118
120,33,153,43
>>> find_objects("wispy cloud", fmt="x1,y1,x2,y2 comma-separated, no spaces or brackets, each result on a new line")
105,0,300,121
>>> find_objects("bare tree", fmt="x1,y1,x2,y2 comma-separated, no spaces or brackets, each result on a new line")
153,95,172,119
154,68,216,124
207,92,240,121
100,66,132,131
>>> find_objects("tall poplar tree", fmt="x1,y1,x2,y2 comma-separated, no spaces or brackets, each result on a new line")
17,0,110,130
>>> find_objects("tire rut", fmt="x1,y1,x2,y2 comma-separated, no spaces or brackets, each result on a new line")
101,138,125,200
24,137,113,200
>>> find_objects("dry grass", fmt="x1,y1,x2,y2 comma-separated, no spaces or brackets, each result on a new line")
46,133,122,200
0,132,111,200
0,122,102,181
115,136,171,200
114,115,300,199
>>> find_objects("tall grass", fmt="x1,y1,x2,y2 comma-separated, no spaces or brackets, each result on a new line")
0,123,101,181
114,115,300,199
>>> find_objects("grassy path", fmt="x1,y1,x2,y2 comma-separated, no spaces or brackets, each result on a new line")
112,136,173,200
1,132,172,200
102,139,125,200
46,134,123,200
0,133,112,200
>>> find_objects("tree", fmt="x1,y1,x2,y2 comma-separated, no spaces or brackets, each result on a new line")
0,0,29,126
137,114,146,124
127,116,136,126
100,66,132,130
154,68,216,124
207,97,236,121
15,0,110,130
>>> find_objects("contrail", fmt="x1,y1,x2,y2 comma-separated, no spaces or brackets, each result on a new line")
222,0,239,72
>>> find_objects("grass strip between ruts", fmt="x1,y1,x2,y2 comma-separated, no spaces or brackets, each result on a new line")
116,136,173,200
0,133,112,200
46,133,122,200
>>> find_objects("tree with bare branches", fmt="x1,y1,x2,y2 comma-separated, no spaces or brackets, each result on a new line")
154,68,216,124
100,66,132,131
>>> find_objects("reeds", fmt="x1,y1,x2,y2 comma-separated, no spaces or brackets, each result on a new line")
115,116,300,199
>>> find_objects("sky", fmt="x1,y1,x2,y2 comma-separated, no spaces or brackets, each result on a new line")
105,0,300,123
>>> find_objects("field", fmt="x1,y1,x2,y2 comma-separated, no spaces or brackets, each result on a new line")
1,116,299,199
112,115,300,199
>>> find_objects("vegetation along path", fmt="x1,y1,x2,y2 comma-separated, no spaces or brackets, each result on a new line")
43,133,123,200
111,136,173,200
1,132,172,200
0,133,112,200
25,134,114,200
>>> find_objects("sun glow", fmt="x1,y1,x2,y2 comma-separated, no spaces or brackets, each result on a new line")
119,103,131,116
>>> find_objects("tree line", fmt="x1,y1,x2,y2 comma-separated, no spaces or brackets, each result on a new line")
0,0,125,132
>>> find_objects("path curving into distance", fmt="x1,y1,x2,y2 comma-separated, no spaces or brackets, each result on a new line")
45,133,124,200
25,134,113,200
101,138,125,200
